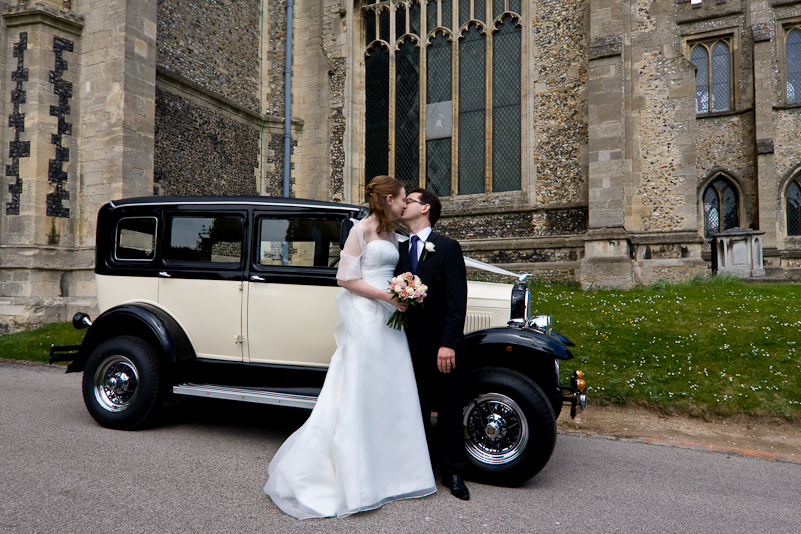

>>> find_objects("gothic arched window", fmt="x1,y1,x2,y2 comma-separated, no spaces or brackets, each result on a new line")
786,28,801,104
691,39,731,114
703,176,739,238
787,177,801,236
362,0,522,195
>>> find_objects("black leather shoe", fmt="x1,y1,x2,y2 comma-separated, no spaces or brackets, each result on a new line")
444,474,470,500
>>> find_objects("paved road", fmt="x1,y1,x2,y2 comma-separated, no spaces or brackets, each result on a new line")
2,361,800,534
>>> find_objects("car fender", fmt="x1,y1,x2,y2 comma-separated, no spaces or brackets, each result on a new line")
67,303,195,374
464,327,574,373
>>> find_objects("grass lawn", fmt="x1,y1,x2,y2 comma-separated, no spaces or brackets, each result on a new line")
2,275,799,419
533,276,801,419
0,322,86,363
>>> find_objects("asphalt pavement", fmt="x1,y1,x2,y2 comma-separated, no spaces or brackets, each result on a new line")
2,360,800,533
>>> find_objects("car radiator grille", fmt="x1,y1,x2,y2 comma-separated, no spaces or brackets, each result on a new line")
464,312,493,333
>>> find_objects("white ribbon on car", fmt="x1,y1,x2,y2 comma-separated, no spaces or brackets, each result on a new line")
463,256,527,280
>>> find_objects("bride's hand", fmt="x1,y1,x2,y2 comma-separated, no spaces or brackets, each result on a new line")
388,294,409,312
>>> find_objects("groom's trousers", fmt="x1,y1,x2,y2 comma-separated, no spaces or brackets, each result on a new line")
411,353,467,478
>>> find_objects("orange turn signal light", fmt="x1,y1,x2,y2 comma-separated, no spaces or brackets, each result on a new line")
575,379,586,391
574,370,584,379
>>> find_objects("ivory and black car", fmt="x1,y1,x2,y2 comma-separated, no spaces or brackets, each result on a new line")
51,196,587,486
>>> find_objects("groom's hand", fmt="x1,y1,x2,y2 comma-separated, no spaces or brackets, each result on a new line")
437,347,456,373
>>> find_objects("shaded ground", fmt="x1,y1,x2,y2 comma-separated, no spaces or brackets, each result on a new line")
559,404,801,460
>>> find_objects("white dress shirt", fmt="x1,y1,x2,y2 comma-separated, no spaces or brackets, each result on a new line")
409,226,432,262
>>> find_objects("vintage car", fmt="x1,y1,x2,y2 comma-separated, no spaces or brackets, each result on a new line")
51,196,586,486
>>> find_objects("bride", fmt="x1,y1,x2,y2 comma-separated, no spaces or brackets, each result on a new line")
264,176,436,519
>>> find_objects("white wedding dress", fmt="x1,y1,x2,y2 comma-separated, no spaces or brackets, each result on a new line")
264,222,436,519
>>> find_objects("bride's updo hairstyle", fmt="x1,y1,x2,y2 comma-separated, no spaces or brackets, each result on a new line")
365,175,403,234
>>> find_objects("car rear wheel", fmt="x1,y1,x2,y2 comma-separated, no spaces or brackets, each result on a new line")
463,367,556,486
82,336,163,430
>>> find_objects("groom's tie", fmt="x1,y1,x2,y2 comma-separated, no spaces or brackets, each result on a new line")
409,235,419,274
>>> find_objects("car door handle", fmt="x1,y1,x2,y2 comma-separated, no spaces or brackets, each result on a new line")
158,271,171,278
250,275,265,282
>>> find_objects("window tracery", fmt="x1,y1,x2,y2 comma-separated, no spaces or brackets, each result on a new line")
362,0,522,195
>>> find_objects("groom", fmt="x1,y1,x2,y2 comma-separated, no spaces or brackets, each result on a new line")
397,188,470,501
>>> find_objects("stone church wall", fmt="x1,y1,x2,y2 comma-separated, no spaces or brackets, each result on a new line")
695,115,758,230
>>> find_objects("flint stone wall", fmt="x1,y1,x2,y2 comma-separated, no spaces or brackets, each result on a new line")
157,0,260,112
531,0,588,206
154,88,259,196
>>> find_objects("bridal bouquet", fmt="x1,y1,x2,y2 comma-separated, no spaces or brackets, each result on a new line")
386,272,427,331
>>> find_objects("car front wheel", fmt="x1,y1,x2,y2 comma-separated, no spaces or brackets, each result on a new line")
82,336,163,430
463,367,556,486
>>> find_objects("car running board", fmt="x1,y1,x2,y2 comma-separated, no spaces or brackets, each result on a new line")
172,383,317,410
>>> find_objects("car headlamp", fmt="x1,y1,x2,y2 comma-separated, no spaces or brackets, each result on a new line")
526,314,552,335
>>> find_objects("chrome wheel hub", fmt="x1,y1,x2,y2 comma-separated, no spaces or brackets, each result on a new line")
94,356,139,412
463,393,529,465
484,413,507,441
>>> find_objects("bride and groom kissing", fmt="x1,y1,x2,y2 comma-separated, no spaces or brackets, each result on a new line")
264,176,470,519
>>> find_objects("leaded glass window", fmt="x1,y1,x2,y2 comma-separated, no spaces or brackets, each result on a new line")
395,38,420,190
442,0,452,28
493,0,504,19
691,39,731,114
362,0,523,195
366,9,376,43
459,24,485,195
787,178,801,236
426,0,436,31
410,2,421,34
426,31,452,196
379,8,390,41
396,4,407,36
475,0,486,20
786,28,801,104
692,45,708,113
459,0,470,27
703,177,739,238
492,15,521,192
365,43,390,183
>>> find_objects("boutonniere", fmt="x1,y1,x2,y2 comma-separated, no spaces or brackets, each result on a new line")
422,241,435,261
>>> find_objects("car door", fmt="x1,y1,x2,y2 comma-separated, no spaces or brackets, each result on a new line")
158,210,247,361
245,211,346,366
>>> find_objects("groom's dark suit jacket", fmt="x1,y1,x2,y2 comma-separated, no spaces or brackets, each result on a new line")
396,231,468,475
396,232,467,358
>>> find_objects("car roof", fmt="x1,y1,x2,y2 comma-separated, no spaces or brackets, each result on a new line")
107,196,365,212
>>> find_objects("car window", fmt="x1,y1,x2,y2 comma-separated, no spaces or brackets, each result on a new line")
258,217,342,268
165,215,244,263
115,217,157,261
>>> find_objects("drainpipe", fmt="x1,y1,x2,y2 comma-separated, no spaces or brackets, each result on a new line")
283,0,294,197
